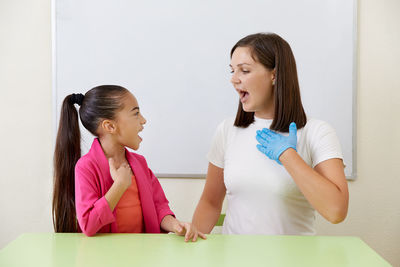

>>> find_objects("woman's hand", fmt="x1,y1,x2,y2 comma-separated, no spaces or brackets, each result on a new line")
172,220,207,242
162,215,207,242
108,158,132,189
256,122,297,164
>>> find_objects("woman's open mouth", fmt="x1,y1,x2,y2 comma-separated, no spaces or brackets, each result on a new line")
238,89,249,103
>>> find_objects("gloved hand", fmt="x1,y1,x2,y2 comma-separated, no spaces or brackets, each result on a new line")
256,122,297,165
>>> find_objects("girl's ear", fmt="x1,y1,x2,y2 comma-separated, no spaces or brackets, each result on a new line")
100,119,117,134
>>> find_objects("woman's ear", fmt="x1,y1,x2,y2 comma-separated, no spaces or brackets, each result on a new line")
271,68,276,84
100,119,117,134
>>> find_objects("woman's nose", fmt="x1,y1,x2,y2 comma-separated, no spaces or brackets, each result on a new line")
231,73,240,85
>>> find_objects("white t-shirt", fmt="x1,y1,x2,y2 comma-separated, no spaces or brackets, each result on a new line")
207,116,344,235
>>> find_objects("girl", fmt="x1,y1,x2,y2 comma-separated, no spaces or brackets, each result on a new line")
53,85,205,241
192,33,349,235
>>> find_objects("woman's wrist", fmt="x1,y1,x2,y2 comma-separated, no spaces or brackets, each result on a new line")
279,147,297,164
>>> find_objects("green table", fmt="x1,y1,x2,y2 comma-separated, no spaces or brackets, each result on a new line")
0,233,390,267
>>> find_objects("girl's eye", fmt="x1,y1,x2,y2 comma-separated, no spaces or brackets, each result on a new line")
230,70,234,74
242,70,249,73
135,112,140,116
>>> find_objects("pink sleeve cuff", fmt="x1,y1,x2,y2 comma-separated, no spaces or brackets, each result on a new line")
93,196,115,226
158,208,175,226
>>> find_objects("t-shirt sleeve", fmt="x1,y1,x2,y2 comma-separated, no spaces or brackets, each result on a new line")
206,120,227,168
309,121,345,168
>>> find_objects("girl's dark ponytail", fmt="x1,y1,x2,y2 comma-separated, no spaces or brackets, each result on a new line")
52,94,82,232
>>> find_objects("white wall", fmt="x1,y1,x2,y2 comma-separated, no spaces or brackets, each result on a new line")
0,0,53,246
0,0,399,265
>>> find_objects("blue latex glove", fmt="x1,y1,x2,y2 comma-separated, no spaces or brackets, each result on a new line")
256,122,297,165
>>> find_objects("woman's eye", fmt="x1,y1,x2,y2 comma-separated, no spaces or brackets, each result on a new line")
242,70,249,73
230,70,234,74
135,112,140,116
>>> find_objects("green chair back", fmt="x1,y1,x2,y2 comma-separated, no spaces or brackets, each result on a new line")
216,214,225,227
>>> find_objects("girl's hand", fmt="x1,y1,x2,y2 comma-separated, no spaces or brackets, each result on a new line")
108,158,132,189
173,220,207,242
256,122,297,165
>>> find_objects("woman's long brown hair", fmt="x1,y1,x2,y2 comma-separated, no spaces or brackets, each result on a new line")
52,85,128,232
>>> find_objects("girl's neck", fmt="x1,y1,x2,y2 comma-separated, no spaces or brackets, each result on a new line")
98,135,126,166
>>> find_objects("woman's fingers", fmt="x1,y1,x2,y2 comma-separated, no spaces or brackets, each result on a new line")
176,222,206,242
192,232,198,242
198,231,207,240
184,223,193,242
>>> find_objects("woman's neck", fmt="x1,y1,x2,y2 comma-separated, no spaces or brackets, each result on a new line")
98,135,126,167
254,99,275,119
255,107,274,120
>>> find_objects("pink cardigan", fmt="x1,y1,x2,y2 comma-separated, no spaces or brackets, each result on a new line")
75,138,174,236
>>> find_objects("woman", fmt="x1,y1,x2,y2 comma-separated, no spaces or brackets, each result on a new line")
192,33,348,235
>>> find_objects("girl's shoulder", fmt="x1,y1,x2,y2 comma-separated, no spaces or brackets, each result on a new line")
75,153,97,173
126,150,148,168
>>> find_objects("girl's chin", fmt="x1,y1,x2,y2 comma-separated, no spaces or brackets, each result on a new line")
126,142,140,151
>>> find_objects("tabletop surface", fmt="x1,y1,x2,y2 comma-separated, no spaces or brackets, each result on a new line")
0,233,391,267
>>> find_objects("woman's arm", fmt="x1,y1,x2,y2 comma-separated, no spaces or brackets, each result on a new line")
280,149,348,223
256,122,349,224
192,163,226,234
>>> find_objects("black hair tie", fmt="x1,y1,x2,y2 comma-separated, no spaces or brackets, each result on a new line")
70,93,85,106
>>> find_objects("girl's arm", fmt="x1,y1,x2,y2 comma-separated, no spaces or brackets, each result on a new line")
104,158,132,211
192,163,226,234
75,158,132,236
280,150,348,223
146,168,206,241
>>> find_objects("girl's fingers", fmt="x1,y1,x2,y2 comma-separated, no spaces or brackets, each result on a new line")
173,221,183,234
108,158,115,170
175,225,183,234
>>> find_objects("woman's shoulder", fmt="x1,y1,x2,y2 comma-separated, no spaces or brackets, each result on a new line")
303,118,335,132
216,116,236,132
301,118,338,144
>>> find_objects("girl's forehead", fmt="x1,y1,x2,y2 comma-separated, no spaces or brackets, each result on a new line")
122,92,139,108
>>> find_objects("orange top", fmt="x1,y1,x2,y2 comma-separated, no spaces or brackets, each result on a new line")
115,175,144,233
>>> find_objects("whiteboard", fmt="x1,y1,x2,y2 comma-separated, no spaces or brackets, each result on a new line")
53,0,357,179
